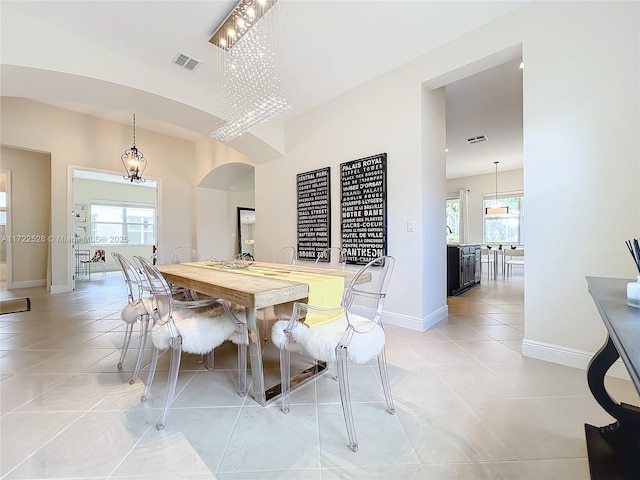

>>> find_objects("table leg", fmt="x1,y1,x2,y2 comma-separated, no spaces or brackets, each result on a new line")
246,307,266,406
585,335,640,479
246,304,328,407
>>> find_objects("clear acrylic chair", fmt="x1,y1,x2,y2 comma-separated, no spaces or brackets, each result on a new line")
262,246,297,338
169,246,201,263
135,257,248,430
273,246,297,265
271,255,396,452
131,255,154,292
137,253,225,367
314,247,347,269
169,246,204,300
112,252,154,384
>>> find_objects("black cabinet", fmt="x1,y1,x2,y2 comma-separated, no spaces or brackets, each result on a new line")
447,244,481,296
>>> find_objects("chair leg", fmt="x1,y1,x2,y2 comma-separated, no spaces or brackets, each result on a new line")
262,307,273,341
336,343,358,452
237,323,247,396
141,346,160,402
377,348,395,415
129,314,149,385
205,351,214,371
279,332,292,414
117,323,134,369
157,338,183,430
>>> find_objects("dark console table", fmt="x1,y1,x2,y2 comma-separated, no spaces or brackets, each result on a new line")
585,276,640,480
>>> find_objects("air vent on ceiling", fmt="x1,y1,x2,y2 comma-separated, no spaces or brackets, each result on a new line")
466,135,489,144
173,52,201,71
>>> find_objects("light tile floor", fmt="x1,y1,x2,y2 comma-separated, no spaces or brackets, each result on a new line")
1,271,638,479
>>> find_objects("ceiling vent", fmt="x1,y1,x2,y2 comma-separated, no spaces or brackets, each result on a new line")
466,135,489,144
173,52,201,71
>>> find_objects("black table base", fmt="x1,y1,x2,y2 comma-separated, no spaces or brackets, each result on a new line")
585,335,640,479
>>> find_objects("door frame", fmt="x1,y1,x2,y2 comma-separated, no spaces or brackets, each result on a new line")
1,170,12,289
67,165,162,290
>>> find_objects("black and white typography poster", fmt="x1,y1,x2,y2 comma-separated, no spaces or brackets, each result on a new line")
297,167,331,260
340,153,387,265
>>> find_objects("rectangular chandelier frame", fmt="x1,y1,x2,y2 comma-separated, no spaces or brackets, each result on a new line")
209,0,278,51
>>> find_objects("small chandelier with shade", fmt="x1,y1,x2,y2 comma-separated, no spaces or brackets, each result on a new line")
485,161,508,215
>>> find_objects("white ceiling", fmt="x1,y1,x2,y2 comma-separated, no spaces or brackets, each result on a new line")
445,58,523,179
1,0,527,178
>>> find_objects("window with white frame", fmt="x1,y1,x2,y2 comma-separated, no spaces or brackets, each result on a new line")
446,192,460,243
483,192,524,245
91,202,155,246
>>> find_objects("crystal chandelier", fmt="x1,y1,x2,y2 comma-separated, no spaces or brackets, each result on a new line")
210,0,290,142
121,113,147,183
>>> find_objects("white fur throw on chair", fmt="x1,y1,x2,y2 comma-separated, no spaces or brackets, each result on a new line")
272,314,385,364
121,297,154,324
151,305,247,355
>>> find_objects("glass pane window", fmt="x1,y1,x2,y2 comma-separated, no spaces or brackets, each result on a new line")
126,207,154,223
485,216,519,243
446,198,460,243
127,224,154,245
483,194,524,244
91,202,155,246
92,205,123,223
93,223,123,243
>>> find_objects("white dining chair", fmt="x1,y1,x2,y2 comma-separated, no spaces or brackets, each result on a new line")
480,247,493,279
504,248,525,277
135,257,248,430
271,255,396,452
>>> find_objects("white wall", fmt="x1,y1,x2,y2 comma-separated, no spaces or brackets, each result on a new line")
257,62,429,329
0,99,199,291
256,1,640,370
196,187,255,261
73,177,156,271
519,2,639,362
196,187,228,261
0,146,51,287
447,168,524,244
0,99,257,292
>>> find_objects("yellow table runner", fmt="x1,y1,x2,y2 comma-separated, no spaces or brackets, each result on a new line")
184,262,344,326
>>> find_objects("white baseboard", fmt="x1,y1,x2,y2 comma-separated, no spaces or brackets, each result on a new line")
11,279,46,289
522,339,630,381
50,284,72,294
383,305,448,332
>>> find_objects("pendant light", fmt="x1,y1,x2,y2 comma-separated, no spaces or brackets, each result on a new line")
121,113,147,183
485,161,508,215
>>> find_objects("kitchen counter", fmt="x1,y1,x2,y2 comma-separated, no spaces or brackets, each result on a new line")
447,244,481,296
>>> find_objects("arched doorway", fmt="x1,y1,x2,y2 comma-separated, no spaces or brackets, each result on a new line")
197,162,255,260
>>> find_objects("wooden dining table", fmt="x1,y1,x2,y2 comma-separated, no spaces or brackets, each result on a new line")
158,261,364,406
